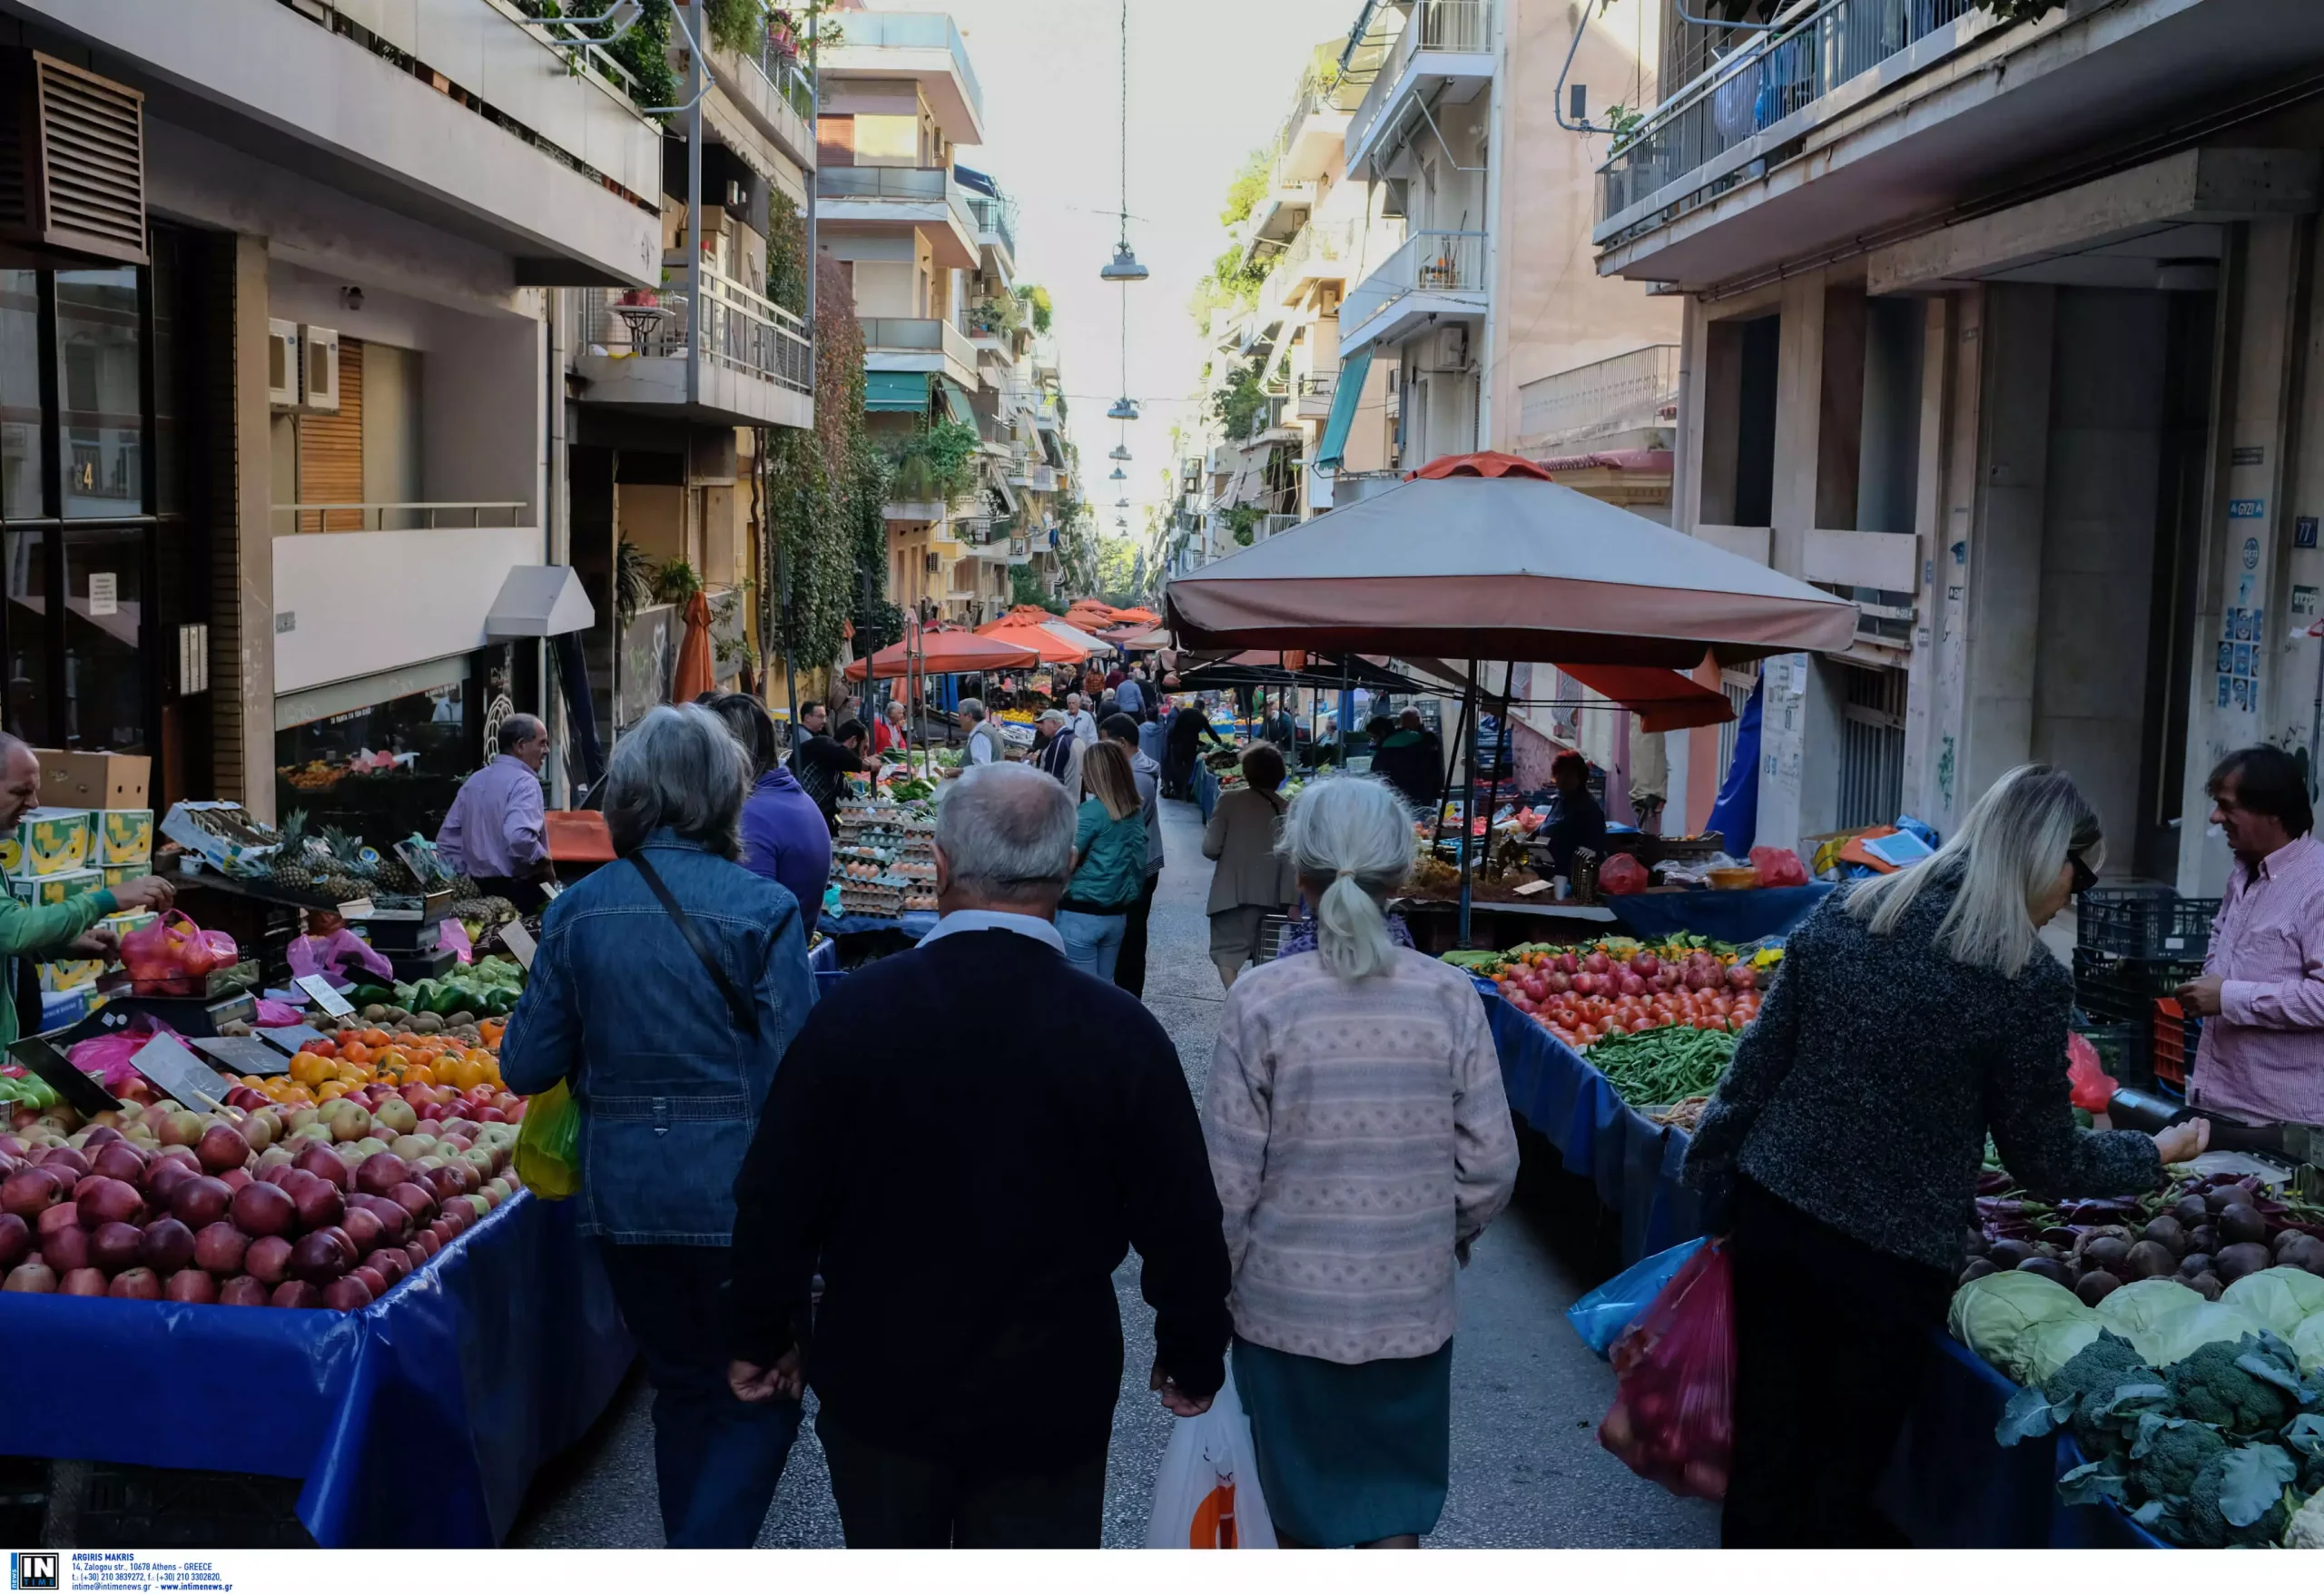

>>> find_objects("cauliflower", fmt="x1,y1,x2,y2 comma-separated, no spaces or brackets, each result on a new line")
2165,1337,2299,1434
2289,1490,2324,1550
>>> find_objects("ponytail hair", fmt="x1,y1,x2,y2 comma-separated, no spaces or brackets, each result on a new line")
1281,775,1414,981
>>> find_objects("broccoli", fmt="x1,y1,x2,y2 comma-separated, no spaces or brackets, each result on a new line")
2042,1333,2164,1459
2129,1420,2225,1504
2166,1338,2299,1434
2174,1452,2292,1549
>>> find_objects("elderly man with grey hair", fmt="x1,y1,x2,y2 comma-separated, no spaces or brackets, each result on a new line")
436,711,554,909
724,763,1232,1549
1031,705,1077,785
501,703,814,1547
950,696,1008,774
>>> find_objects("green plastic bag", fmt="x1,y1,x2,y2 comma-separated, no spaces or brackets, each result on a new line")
514,1080,581,1200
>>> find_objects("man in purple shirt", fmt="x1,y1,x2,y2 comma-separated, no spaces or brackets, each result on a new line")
701,692,831,933
2177,745,2324,1127
437,714,552,911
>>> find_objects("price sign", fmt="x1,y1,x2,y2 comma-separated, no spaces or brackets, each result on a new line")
336,898,376,921
295,973,356,1018
131,1033,237,1114
7,1037,121,1117
192,1036,290,1078
498,923,537,970
256,1025,331,1058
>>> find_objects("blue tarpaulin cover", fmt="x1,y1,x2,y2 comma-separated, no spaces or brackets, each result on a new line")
1607,883,1831,944
0,1191,632,1547
1705,675,1762,856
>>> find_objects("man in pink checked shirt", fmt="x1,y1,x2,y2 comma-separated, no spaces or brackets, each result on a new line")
2175,745,2324,1127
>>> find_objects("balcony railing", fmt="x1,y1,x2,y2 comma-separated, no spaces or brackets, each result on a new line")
753,34,816,123
966,194,1016,259
577,269,812,396
1277,51,1374,164
271,501,527,535
1341,230,1487,334
965,299,1020,340
816,165,980,239
1516,344,1681,449
862,316,978,373
1295,373,1336,418
1347,0,1494,165
1599,0,1975,226
830,11,986,125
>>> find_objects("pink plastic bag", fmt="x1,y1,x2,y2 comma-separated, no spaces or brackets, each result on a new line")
436,915,473,967
2066,1031,2119,1114
1748,846,1809,888
1600,852,1649,894
1599,1241,1735,1501
286,927,394,987
69,1020,177,1094
120,911,238,995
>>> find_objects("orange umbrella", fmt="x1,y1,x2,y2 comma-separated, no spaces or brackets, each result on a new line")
844,629,1041,680
1109,606,1160,626
981,622,1090,665
670,589,715,703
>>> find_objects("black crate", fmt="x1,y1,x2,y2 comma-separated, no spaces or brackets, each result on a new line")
2072,947,2202,1027
64,1463,312,1550
2078,886,2220,961
2072,1019,2152,1091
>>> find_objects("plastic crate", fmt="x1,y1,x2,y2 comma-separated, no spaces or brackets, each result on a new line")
57,1462,311,1549
2077,886,2219,960
1252,913,1295,964
2072,947,2202,1027
2073,1019,2151,1091
2151,997,2201,1088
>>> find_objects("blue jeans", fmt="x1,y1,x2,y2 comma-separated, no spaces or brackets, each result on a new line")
599,1241,801,1547
1055,909,1128,980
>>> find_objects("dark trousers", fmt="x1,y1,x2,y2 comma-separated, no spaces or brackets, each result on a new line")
1114,871,1162,999
598,1242,802,1548
472,872,549,913
1722,1179,1947,1548
818,1415,1107,1548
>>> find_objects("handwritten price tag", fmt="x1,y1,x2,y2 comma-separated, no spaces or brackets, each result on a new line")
295,973,355,1018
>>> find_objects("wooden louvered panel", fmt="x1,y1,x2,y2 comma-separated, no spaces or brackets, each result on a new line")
296,337,364,532
37,55,145,261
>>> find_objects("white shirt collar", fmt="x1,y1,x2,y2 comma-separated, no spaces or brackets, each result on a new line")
919,908,1065,953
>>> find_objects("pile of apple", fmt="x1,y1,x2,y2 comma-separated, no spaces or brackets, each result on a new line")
0,1092,524,1310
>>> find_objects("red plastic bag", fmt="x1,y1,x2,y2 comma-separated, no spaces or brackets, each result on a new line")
1748,846,1808,888
119,911,239,996
1599,1240,1735,1501
1600,852,1649,894
2066,1031,2119,1114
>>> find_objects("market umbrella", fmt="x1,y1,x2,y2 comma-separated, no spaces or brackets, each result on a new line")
1404,657,1736,734
1109,606,1161,626
980,622,1090,665
843,629,1040,681
1040,619,1117,657
669,589,714,704
1163,453,1856,666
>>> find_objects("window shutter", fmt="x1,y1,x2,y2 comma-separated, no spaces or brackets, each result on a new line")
0,51,147,267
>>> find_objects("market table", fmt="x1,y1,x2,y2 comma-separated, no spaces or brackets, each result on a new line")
1196,766,1220,822
0,1188,632,1548
1603,883,1833,944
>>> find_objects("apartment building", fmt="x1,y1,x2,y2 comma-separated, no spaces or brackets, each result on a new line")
1597,0,2324,894
3,0,662,830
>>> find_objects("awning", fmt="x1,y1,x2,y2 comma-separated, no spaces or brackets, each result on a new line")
485,566,596,639
1315,345,1374,470
866,371,931,413
939,378,978,428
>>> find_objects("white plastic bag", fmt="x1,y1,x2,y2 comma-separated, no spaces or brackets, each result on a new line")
1144,1367,1277,1549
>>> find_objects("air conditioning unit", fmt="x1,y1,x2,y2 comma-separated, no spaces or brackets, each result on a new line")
267,320,300,409
300,324,340,413
0,51,147,268
1434,324,1470,370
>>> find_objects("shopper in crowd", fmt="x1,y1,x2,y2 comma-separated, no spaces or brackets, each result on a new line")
1101,713,1164,998
950,698,1008,774
1682,763,2209,1548
1116,667,1147,722
1082,665,1105,702
1201,743,1299,990
700,692,830,936
1205,774,1518,1549
788,700,829,762
436,713,555,911
2175,743,2324,1124
1541,750,1608,881
501,704,815,1549
795,719,876,833
1369,708,1443,815
1057,741,1148,981
1137,704,1167,770
1065,691,1099,748
0,734,176,1048
1105,662,1127,693
724,763,1230,1548
873,696,911,757
1032,708,1077,784
1163,698,1215,800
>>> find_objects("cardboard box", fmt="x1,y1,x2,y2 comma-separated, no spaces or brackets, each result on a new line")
103,909,158,939
36,750,149,810
10,867,103,907
94,809,153,866
103,861,151,888
0,808,93,877
39,959,104,993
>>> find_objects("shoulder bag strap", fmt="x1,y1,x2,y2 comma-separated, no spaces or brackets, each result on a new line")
629,852,761,1041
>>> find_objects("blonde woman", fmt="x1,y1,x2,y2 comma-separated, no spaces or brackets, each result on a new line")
1682,764,2210,1548
1202,775,1519,1548
1054,740,1147,980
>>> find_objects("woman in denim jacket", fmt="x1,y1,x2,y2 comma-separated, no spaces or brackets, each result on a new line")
502,704,814,1547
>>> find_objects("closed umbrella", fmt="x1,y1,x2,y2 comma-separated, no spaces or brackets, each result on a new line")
670,589,714,704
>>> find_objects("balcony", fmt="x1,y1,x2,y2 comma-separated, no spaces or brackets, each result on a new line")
966,194,1017,276
1514,344,1680,453
817,165,980,270
1339,230,1488,356
824,10,985,144
1295,373,1336,420
575,270,813,429
1345,0,1495,182
862,317,980,390
1276,53,1374,183
704,34,817,174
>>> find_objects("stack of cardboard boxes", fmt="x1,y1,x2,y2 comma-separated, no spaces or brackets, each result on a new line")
6,751,156,1009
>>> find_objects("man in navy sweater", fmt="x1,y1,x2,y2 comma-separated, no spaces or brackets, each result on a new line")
724,763,1229,1548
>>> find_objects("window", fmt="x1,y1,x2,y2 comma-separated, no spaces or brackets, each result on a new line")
852,114,921,166
1836,665,1905,831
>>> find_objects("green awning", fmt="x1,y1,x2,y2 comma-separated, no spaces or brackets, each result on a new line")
1315,345,1373,469
865,371,931,412
938,378,978,428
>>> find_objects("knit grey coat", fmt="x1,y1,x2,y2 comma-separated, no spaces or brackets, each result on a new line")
1681,880,2164,1270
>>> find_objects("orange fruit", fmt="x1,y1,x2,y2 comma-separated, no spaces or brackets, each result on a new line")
405,1064,435,1086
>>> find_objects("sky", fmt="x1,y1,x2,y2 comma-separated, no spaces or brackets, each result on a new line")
866,0,1358,556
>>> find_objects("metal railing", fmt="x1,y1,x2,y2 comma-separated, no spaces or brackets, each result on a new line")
1515,344,1681,449
754,32,816,123
1262,513,1300,539
816,165,981,239
964,298,1020,340
577,270,812,396
1599,0,1975,225
1277,50,1375,163
271,501,527,535
966,194,1016,259
862,317,979,373
1341,230,1487,333
1347,0,1494,164
829,10,986,124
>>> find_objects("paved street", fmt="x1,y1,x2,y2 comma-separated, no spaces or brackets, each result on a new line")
512,798,1716,1549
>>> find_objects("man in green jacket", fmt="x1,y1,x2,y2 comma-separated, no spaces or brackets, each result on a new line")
0,734,176,1048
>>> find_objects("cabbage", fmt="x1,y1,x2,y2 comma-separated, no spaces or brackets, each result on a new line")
2017,1317,2105,1385
2220,1265,2324,1339
2293,1313,2324,1378
2095,1276,2204,1341
2137,1301,2266,1367
1949,1271,2094,1382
